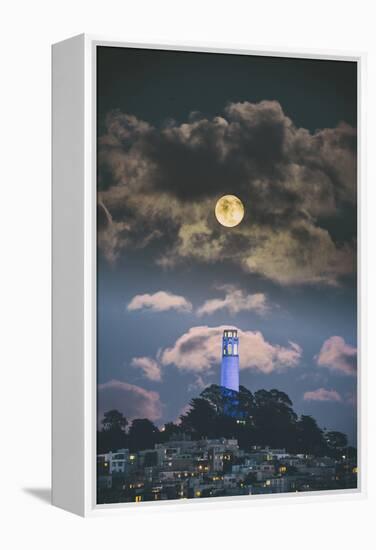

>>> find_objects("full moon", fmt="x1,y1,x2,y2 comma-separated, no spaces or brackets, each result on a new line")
215,195,245,227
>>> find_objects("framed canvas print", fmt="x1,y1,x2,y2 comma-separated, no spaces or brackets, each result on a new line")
52,35,365,516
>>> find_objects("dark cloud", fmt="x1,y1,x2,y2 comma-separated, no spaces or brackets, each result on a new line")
97,100,356,284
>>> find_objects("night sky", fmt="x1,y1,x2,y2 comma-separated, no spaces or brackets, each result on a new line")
96,46,357,444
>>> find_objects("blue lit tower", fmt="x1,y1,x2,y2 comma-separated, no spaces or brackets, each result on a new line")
220,329,239,392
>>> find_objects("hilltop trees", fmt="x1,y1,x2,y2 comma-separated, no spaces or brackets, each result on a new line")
324,430,349,459
128,418,160,451
200,384,255,418
294,415,326,456
252,389,297,449
97,384,352,458
179,398,218,438
97,412,160,453
178,384,349,456
159,421,184,442
97,409,128,453
102,409,128,432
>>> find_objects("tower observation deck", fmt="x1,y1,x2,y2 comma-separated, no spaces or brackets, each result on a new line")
220,329,239,392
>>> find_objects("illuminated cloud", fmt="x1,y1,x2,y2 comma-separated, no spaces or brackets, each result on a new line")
127,290,192,313
315,336,357,376
197,287,269,316
97,100,356,286
303,388,342,402
97,379,163,423
160,325,302,374
131,356,162,382
242,221,354,286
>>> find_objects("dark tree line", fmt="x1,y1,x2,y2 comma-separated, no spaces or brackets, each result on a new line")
98,411,161,454
97,384,355,460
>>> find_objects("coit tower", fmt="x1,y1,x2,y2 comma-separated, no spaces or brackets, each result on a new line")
220,329,239,392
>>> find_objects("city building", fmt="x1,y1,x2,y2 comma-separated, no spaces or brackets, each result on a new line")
97,435,356,504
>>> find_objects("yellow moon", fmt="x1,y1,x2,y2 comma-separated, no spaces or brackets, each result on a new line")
215,195,245,227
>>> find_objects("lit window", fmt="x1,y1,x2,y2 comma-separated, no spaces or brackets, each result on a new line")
135,496,142,503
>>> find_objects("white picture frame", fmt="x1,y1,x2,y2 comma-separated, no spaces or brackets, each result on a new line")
52,34,366,517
